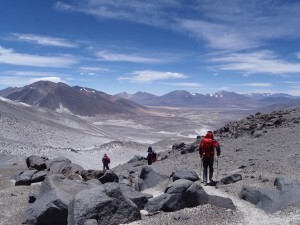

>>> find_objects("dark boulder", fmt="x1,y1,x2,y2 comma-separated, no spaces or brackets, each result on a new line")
15,169,37,186
145,179,235,213
119,183,153,210
23,174,95,225
209,195,236,210
135,166,168,191
172,170,200,182
80,170,104,181
220,174,242,185
145,180,209,213
30,170,47,183
26,155,47,171
48,157,72,174
127,155,144,163
239,176,300,213
99,170,119,184
60,163,84,176
68,183,141,225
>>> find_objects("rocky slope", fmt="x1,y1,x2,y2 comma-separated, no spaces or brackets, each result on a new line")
1,108,300,225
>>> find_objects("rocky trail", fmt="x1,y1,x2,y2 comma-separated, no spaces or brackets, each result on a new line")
1,107,300,225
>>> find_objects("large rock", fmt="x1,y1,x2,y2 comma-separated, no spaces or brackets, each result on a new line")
145,180,209,212
239,176,300,213
26,155,48,171
220,174,242,185
165,179,193,194
80,170,104,181
60,163,84,176
119,183,153,210
135,166,168,191
30,170,47,183
145,179,235,213
99,170,119,184
48,157,72,174
23,174,95,225
209,195,236,210
68,183,141,225
15,169,38,186
127,155,144,163
172,170,200,182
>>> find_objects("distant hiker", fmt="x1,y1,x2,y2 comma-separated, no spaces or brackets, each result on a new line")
196,135,202,143
146,146,157,165
102,153,110,170
199,131,221,186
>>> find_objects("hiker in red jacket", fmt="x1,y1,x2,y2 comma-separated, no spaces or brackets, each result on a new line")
199,131,221,186
102,153,110,170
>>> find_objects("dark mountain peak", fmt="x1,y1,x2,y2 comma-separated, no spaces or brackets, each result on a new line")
163,90,192,97
114,92,132,99
3,81,147,116
134,91,157,97
0,86,24,97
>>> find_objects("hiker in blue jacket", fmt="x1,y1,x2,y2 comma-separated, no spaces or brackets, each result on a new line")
146,146,153,165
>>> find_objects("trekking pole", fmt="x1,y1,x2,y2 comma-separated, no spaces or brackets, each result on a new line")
216,156,219,181
200,158,203,181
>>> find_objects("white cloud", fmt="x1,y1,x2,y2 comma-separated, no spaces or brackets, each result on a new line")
54,0,179,27
211,50,300,75
96,51,164,63
54,0,300,51
167,82,204,87
5,70,66,77
29,77,66,83
178,19,259,50
242,83,273,87
79,66,113,72
0,76,67,87
13,33,78,48
118,70,188,83
0,46,78,67
284,81,300,84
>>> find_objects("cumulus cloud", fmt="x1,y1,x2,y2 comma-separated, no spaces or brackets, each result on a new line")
0,45,78,67
54,0,300,51
0,76,68,87
5,70,66,77
96,51,164,63
118,70,188,83
166,82,204,87
79,66,113,72
12,33,77,48
211,50,300,75
242,83,273,87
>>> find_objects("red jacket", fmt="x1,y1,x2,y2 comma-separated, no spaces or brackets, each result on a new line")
199,132,221,159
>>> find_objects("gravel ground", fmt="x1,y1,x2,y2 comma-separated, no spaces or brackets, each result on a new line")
0,158,40,225
1,98,300,225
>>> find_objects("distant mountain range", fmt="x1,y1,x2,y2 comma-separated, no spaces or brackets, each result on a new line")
115,90,299,109
0,81,299,116
0,81,147,116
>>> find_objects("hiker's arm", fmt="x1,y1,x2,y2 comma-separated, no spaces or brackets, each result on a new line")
199,143,203,158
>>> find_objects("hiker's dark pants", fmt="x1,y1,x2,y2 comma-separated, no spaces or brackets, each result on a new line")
103,163,109,170
147,159,152,165
202,157,214,182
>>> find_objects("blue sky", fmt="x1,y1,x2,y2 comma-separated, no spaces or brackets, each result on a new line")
1,0,300,96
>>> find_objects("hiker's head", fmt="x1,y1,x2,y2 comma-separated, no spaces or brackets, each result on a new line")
148,146,152,152
104,153,107,156
205,131,214,139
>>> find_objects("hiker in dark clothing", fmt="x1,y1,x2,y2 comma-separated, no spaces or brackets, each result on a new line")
199,131,221,186
102,153,110,170
146,146,153,165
